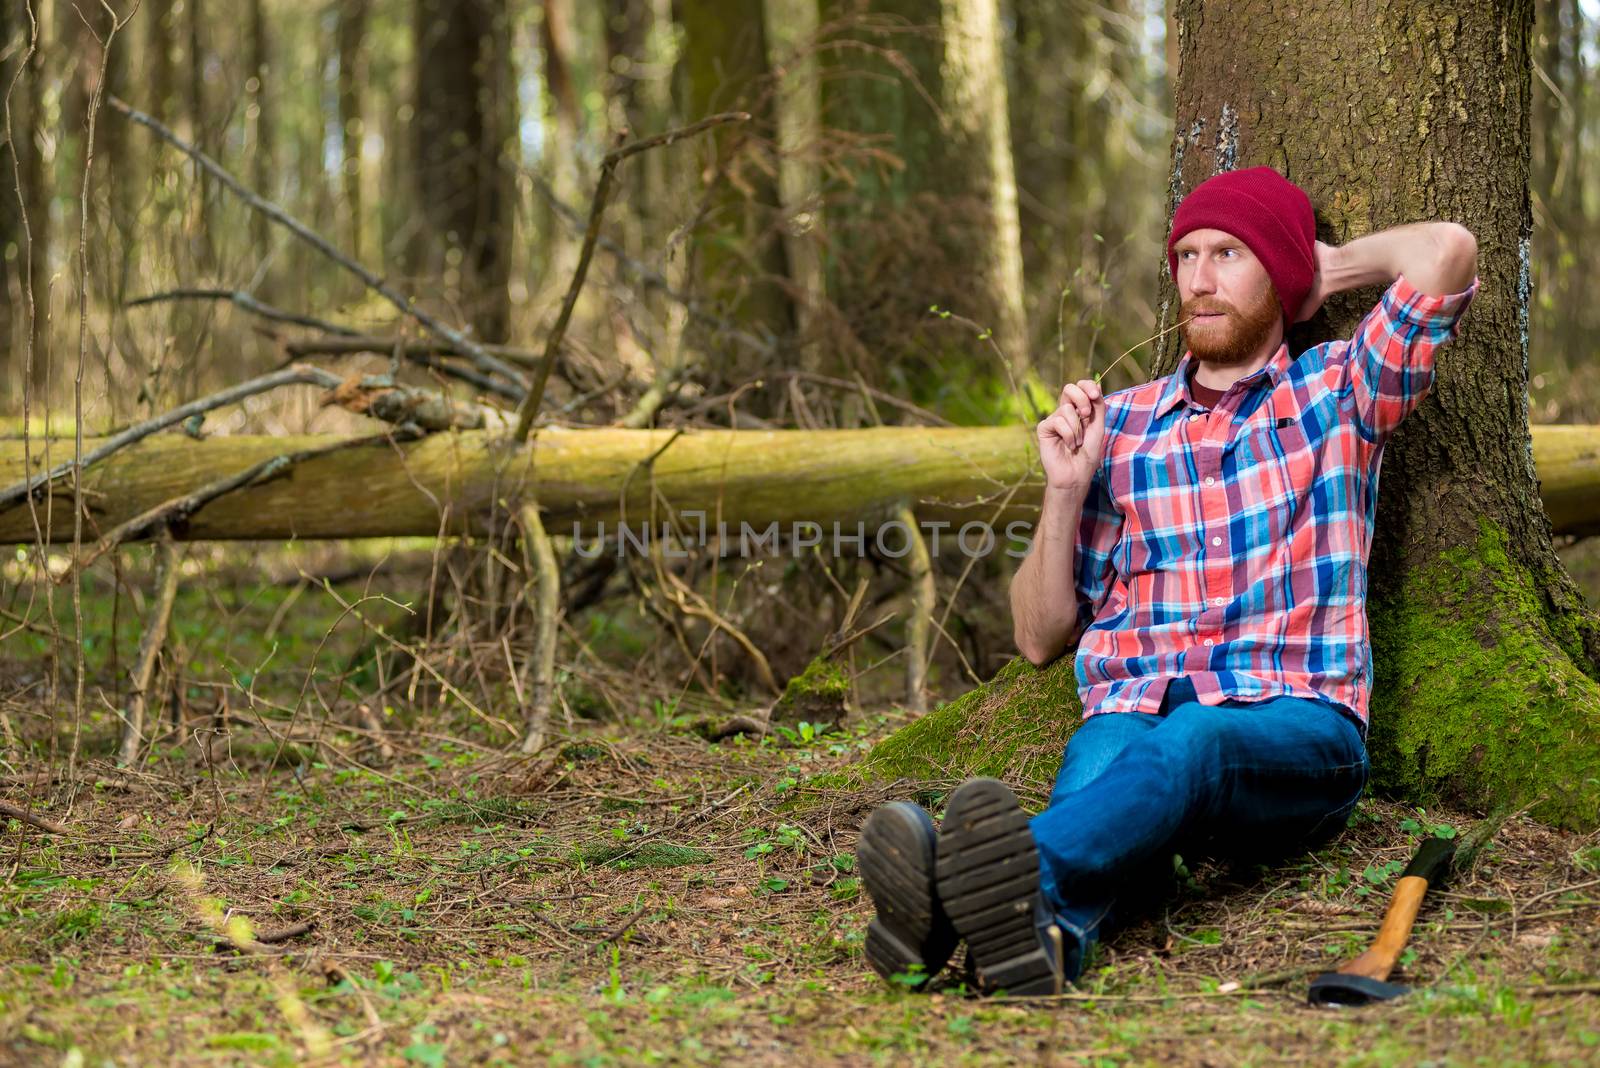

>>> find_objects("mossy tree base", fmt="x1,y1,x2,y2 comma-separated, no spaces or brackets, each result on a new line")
855,655,1083,804
772,656,850,727
1368,520,1600,830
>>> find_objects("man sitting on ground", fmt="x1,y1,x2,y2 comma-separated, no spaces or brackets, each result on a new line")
855,166,1480,995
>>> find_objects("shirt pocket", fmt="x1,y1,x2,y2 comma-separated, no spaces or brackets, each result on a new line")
1235,416,1313,533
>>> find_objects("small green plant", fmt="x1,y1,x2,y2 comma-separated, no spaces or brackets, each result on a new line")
596,943,630,1005
1359,858,1406,895
888,962,929,990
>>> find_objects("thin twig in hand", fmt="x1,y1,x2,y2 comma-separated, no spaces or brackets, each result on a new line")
1093,316,1197,385
513,112,751,440
108,95,528,391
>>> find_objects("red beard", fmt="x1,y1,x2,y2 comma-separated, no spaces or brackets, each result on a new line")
1180,282,1282,365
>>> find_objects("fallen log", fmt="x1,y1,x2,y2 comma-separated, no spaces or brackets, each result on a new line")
0,426,1040,544
1,424,1596,545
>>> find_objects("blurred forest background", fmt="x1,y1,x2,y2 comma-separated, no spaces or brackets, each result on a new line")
2,0,1598,726
0,0,1180,426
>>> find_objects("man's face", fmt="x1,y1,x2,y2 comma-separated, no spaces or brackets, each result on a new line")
1172,228,1282,365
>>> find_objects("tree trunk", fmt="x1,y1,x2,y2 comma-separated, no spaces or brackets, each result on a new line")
411,0,514,343
763,0,826,358
185,0,214,269
676,0,796,388
538,0,586,301
0,426,1039,544
247,0,272,257
863,0,1600,831
603,0,690,402
15,0,52,399
336,0,368,263
1007,0,1161,388
1,0,18,383
817,0,1028,418
98,0,136,261
936,0,1026,374
146,0,176,124
3,423,1595,544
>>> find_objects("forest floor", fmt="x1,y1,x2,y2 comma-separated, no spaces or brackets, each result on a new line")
2,552,1600,1065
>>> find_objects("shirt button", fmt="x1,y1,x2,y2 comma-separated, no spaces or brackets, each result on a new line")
1204,476,1216,486
1211,536,1222,547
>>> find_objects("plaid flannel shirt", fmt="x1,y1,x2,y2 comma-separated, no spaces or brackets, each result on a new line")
1070,272,1480,736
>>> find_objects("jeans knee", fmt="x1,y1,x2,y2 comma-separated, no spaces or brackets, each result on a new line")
1051,713,1158,802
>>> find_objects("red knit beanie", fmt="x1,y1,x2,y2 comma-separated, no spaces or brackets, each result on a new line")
1166,166,1316,325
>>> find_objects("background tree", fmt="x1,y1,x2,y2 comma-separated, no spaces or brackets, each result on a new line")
675,0,795,387
336,0,370,263
410,0,515,342
816,0,1029,423
1007,0,1163,387
3,1,53,399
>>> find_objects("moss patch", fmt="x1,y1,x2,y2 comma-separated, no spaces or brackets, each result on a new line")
848,655,1083,804
772,656,850,727
1368,518,1600,830
574,841,714,870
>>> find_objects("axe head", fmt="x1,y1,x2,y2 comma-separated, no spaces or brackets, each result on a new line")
1307,972,1411,1008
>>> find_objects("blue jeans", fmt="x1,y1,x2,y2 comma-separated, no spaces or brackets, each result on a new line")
1030,677,1370,981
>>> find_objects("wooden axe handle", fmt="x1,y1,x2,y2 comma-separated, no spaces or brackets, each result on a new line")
1336,837,1457,982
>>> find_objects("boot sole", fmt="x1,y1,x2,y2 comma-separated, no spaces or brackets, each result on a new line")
857,801,956,987
936,778,1061,996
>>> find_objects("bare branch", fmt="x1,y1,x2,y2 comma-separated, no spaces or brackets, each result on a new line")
0,365,341,511
108,95,530,391
126,287,362,336
284,334,536,362
0,799,72,836
70,432,404,573
117,531,179,766
513,112,752,441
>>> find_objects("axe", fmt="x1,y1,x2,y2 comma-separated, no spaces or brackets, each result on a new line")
1307,807,1509,1009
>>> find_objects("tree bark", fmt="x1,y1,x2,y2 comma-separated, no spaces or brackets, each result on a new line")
936,0,1026,374
1007,0,1160,388
763,0,826,356
1,0,18,381
7,0,52,400
2,423,1595,544
0,426,1039,544
185,0,214,269
539,0,584,297
863,0,1600,831
336,0,368,262
411,0,514,342
603,0,690,405
676,0,796,386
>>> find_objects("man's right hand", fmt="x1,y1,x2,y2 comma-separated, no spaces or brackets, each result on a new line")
1036,378,1107,492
